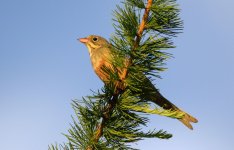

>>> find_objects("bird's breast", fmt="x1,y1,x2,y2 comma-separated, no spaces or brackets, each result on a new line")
90,54,113,83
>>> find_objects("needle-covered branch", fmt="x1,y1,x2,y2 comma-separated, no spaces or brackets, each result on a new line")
134,0,153,50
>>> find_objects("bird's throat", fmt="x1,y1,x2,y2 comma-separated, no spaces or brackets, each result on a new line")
86,43,101,57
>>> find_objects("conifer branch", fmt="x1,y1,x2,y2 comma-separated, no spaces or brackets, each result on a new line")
125,0,153,80
134,0,153,50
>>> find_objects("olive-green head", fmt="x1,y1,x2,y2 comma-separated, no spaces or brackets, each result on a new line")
79,35,110,56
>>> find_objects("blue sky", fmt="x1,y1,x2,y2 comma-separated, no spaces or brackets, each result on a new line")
0,0,234,150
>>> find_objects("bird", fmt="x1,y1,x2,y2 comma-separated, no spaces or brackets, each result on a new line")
79,35,198,129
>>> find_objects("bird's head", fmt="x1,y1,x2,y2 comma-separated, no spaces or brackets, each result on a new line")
79,35,110,56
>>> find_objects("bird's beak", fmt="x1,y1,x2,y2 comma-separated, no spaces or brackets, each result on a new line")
79,38,89,44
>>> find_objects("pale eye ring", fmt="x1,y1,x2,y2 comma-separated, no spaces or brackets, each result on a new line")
92,37,98,42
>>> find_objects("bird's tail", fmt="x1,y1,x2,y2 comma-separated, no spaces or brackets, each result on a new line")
152,93,198,129
141,81,198,129
150,90,198,129
178,111,198,130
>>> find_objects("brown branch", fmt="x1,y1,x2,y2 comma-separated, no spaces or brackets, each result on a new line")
133,0,153,50
87,1,153,149
126,0,153,77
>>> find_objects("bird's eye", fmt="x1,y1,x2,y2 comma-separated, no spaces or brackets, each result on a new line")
92,37,98,42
